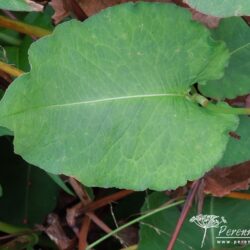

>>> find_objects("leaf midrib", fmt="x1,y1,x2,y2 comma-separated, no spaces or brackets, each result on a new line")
51,93,185,107
0,92,186,119
230,42,250,56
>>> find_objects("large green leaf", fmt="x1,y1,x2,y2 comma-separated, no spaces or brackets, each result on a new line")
0,0,43,12
185,0,250,17
199,18,250,99
0,3,238,190
0,137,59,226
138,192,250,250
219,116,250,167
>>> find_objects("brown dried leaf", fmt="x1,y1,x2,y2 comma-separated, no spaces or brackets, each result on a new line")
204,162,250,197
190,8,220,28
244,16,250,25
50,0,70,24
50,0,173,23
78,0,172,17
66,202,84,235
45,213,73,250
246,95,250,108
25,0,44,11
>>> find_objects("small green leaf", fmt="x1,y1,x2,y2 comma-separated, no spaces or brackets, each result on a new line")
199,18,250,99
47,173,75,196
0,3,238,190
185,0,250,17
0,0,43,12
219,116,250,167
139,192,250,249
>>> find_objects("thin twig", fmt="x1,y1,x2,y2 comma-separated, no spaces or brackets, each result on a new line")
166,180,201,250
69,178,126,249
224,191,250,200
68,178,92,250
197,179,205,214
78,216,91,250
68,177,90,206
65,0,88,21
87,212,126,247
110,203,119,228
1,10,17,20
83,190,134,213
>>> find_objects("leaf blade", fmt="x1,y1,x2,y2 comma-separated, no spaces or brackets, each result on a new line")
185,0,250,17
0,0,43,12
199,18,250,99
0,3,238,190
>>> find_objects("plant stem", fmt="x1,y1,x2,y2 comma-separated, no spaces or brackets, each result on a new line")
0,15,52,38
86,212,125,245
78,215,91,250
167,180,200,250
0,61,24,77
0,221,30,234
65,0,88,21
0,32,21,45
206,103,250,115
83,190,134,213
191,93,250,115
86,199,184,250
1,10,17,20
225,191,250,200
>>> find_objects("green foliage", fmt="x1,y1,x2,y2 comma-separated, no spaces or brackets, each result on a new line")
185,0,250,17
0,137,60,226
0,1,250,249
47,173,75,196
0,0,43,12
0,3,238,190
200,18,250,99
139,192,250,249
219,116,250,167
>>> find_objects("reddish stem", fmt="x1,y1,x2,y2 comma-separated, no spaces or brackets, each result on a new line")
83,190,134,213
166,180,200,250
65,0,88,21
225,191,250,201
78,215,91,250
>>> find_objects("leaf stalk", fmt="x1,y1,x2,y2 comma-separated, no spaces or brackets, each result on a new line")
0,15,52,38
206,103,250,115
0,61,24,78
191,93,250,115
